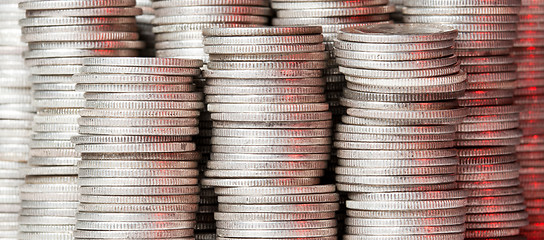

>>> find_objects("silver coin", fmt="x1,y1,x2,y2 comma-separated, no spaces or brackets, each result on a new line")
272,0,388,9
276,5,394,18
338,23,457,43
202,26,322,37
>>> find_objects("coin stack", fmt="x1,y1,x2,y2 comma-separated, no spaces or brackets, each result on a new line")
403,0,520,57
150,3,271,236
136,0,156,56
270,0,394,124
151,0,271,60
514,0,544,238
333,23,469,239
269,1,393,191
403,1,529,238
0,1,30,239
71,57,203,239
201,26,335,239
201,26,331,188
18,1,143,239
213,185,339,240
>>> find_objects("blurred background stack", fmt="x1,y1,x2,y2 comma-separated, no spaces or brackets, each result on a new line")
514,0,544,238
18,1,143,239
151,0,271,60
0,1,30,239
333,23,469,239
403,0,529,238
72,57,203,239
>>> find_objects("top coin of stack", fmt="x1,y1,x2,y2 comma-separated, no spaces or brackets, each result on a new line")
333,23,469,239
151,0,271,61
201,26,331,188
513,0,544,238
72,57,203,240
18,1,144,239
0,0,30,239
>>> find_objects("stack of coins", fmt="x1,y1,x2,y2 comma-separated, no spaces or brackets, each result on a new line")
18,1,143,239
201,26,334,239
0,1,30,239
136,0,156,56
333,23,469,239
269,1,393,195
457,146,528,239
150,3,271,236
213,185,339,240
403,0,520,57
403,1,529,238
151,0,271,60
270,0,394,123
71,57,203,239
201,26,331,188
514,0,544,238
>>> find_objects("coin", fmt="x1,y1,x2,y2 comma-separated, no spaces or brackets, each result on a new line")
203,26,322,37
216,228,337,238
338,23,457,43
